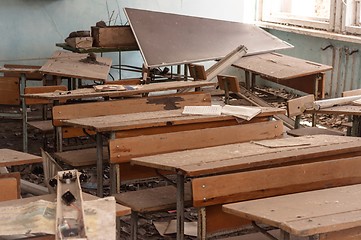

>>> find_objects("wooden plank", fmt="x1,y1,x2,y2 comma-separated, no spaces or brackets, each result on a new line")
0,149,42,167
54,147,108,167
306,105,361,116
109,120,283,164
0,77,20,105
52,92,211,126
114,183,192,212
342,88,361,97
28,120,54,132
320,226,361,240
222,184,361,237
39,51,112,81
287,94,315,117
131,135,361,176
3,64,42,80
104,78,142,85
24,80,216,101
233,53,332,80
286,127,344,137
0,172,20,201
24,85,67,105
192,156,361,207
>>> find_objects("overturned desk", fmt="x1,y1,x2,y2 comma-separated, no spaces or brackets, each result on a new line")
233,52,332,99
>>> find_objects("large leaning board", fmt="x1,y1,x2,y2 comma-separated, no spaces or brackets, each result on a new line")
124,8,292,67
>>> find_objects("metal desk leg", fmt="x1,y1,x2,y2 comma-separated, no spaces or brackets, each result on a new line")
109,132,118,194
96,132,104,197
20,73,27,152
280,230,290,240
351,115,361,137
176,173,185,240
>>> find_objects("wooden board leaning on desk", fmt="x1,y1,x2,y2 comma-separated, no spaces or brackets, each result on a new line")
22,80,216,101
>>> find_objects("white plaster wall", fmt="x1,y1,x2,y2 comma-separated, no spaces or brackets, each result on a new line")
0,0,256,79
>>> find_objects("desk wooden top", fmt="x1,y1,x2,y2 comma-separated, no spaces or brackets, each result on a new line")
131,135,361,177
0,193,130,217
56,43,139,53
0,67,39,74
62,108,285,133
307,105,361,116
39,51,112,81
23,81,216,101
223,184,361,237
0,149,42,167
233,52,332,80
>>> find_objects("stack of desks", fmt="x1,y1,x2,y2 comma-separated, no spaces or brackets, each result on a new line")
62,107,284,197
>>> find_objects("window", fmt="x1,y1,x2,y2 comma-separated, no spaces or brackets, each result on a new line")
258,0,361,38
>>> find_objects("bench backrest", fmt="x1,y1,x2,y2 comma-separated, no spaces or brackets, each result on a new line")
109,120,283,164
0,77,20,105
109,120,283,182
24,85,67,105
287,94,315,117
192,156,361,207
3,64,43,80
52,92,211,138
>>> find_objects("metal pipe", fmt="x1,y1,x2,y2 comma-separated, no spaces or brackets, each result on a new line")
314,94,361,109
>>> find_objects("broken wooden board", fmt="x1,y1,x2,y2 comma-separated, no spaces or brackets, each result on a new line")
39,51,112,81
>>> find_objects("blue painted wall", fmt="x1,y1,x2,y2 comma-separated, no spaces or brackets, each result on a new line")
0,0,255,79
266,29,361,97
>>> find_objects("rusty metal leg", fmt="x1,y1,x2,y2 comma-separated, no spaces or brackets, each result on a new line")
130,210,138,240
176,173,185,240
245,70,251,90
197,207,206,240
109,132,117,194
280,230,290,240
96,132,104,197
20,73,28,152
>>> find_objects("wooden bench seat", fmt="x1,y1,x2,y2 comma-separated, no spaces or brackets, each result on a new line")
286,127,344,137
27,120,53,133
54,147,108,167
114,183,192,212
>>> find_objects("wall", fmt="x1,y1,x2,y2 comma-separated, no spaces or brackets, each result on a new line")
264,29,361,98
0,0,255,80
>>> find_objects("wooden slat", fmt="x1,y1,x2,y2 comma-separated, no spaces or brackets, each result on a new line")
320,226,361,240
222,184,361,237
24,81,216,101
287,94,315,117
192,156,361,207
54,147,108,167
286,127,344,137
24,85,67,105
52,92,211,126
114,183,192,212
104,79,142,85
3,64,43,80
342,88,361,97
0,172,20,201
0,149,42,167
28,120,54,133
0,77,20,105
109,120,283,164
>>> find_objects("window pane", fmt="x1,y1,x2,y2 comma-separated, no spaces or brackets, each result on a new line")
265,0,331,19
